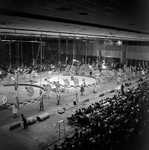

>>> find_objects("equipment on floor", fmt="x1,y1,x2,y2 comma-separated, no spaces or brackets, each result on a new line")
37,113,50,122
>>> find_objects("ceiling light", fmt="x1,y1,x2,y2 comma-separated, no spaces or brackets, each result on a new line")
116,40,122,45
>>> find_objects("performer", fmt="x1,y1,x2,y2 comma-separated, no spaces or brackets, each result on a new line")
39,96,44,111
80,84,85,96
93,83,100,94
30,69,36,82
73,90,79,105
39,89,43,98
137,66,140,78
89,65,92,76
132,66,136,78
65,56,68,65
98,62,102,73
93,84,97,94
142,61,145,70
63,78,70,92
55,81,60,93
71,73,74,81
82,79,86,87
16,96,19,110
22,68,29,80
14,81,18,91
56,92,60,105
14,69,18,82
21,114,28,129
12,103,18,118
117,69,121,84
124,73,127,83
129,66,133,79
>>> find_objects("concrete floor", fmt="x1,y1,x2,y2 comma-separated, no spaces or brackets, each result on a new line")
0,70,141,150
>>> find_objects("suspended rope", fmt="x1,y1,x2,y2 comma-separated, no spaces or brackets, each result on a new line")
145,41,148,74
131,41,134,67
97,39,99,63
58,34,61,88
85,40,87,64
135,41,138,67
58,34,61,72
70,37,75,77
21,38,23,67
17,42,19,68
65,38,68,65
16,35,19,98
32,40,35,66
36,44,41,65
48,45,64,64
39,33,42,86
82,39,85,64
120,40,122,69
47,42,55,65
9,42,12,69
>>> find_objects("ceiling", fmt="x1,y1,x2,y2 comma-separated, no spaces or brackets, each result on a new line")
0,0,149,41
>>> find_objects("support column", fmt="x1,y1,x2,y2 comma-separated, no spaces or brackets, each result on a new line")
73,37,76,60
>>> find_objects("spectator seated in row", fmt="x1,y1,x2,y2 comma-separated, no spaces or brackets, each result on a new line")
63,81,149,150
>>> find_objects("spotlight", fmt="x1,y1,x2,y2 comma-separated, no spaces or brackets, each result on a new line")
116,40,122,45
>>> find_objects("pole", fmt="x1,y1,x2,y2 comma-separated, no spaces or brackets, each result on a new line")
40,34,42,65
58,35,61,73
66,38,68,65
21,40,23,67
32,42,34,66
17,42,19,67
40,33,42,86
9,43,12,69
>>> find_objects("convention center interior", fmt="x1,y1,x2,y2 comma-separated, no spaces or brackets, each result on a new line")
0,0,149,150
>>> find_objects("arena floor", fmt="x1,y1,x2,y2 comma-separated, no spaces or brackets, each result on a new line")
0,70,142,150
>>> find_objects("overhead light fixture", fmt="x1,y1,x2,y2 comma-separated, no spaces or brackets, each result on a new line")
116,40,122,45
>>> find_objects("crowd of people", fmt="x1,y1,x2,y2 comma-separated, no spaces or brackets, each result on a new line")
51,81,149,150
1,59,149,149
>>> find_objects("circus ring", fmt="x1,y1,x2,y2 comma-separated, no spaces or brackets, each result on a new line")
0,84,45,110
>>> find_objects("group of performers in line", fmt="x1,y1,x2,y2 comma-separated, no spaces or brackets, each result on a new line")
117,61,149,85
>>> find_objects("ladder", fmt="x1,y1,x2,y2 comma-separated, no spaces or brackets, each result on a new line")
51,120,66,144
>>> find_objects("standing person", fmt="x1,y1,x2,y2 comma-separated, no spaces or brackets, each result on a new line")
14,81,18,91
93,84,97,94
21,114,28,129
39,96,44,111
89,65,92,76
56,92,60,105
39,89,42,98
117,69,121,84
75,90,79,102
82,79,86,87
12,103,18,119
73,90,79,105
80,84,84,96
16,96,19,110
